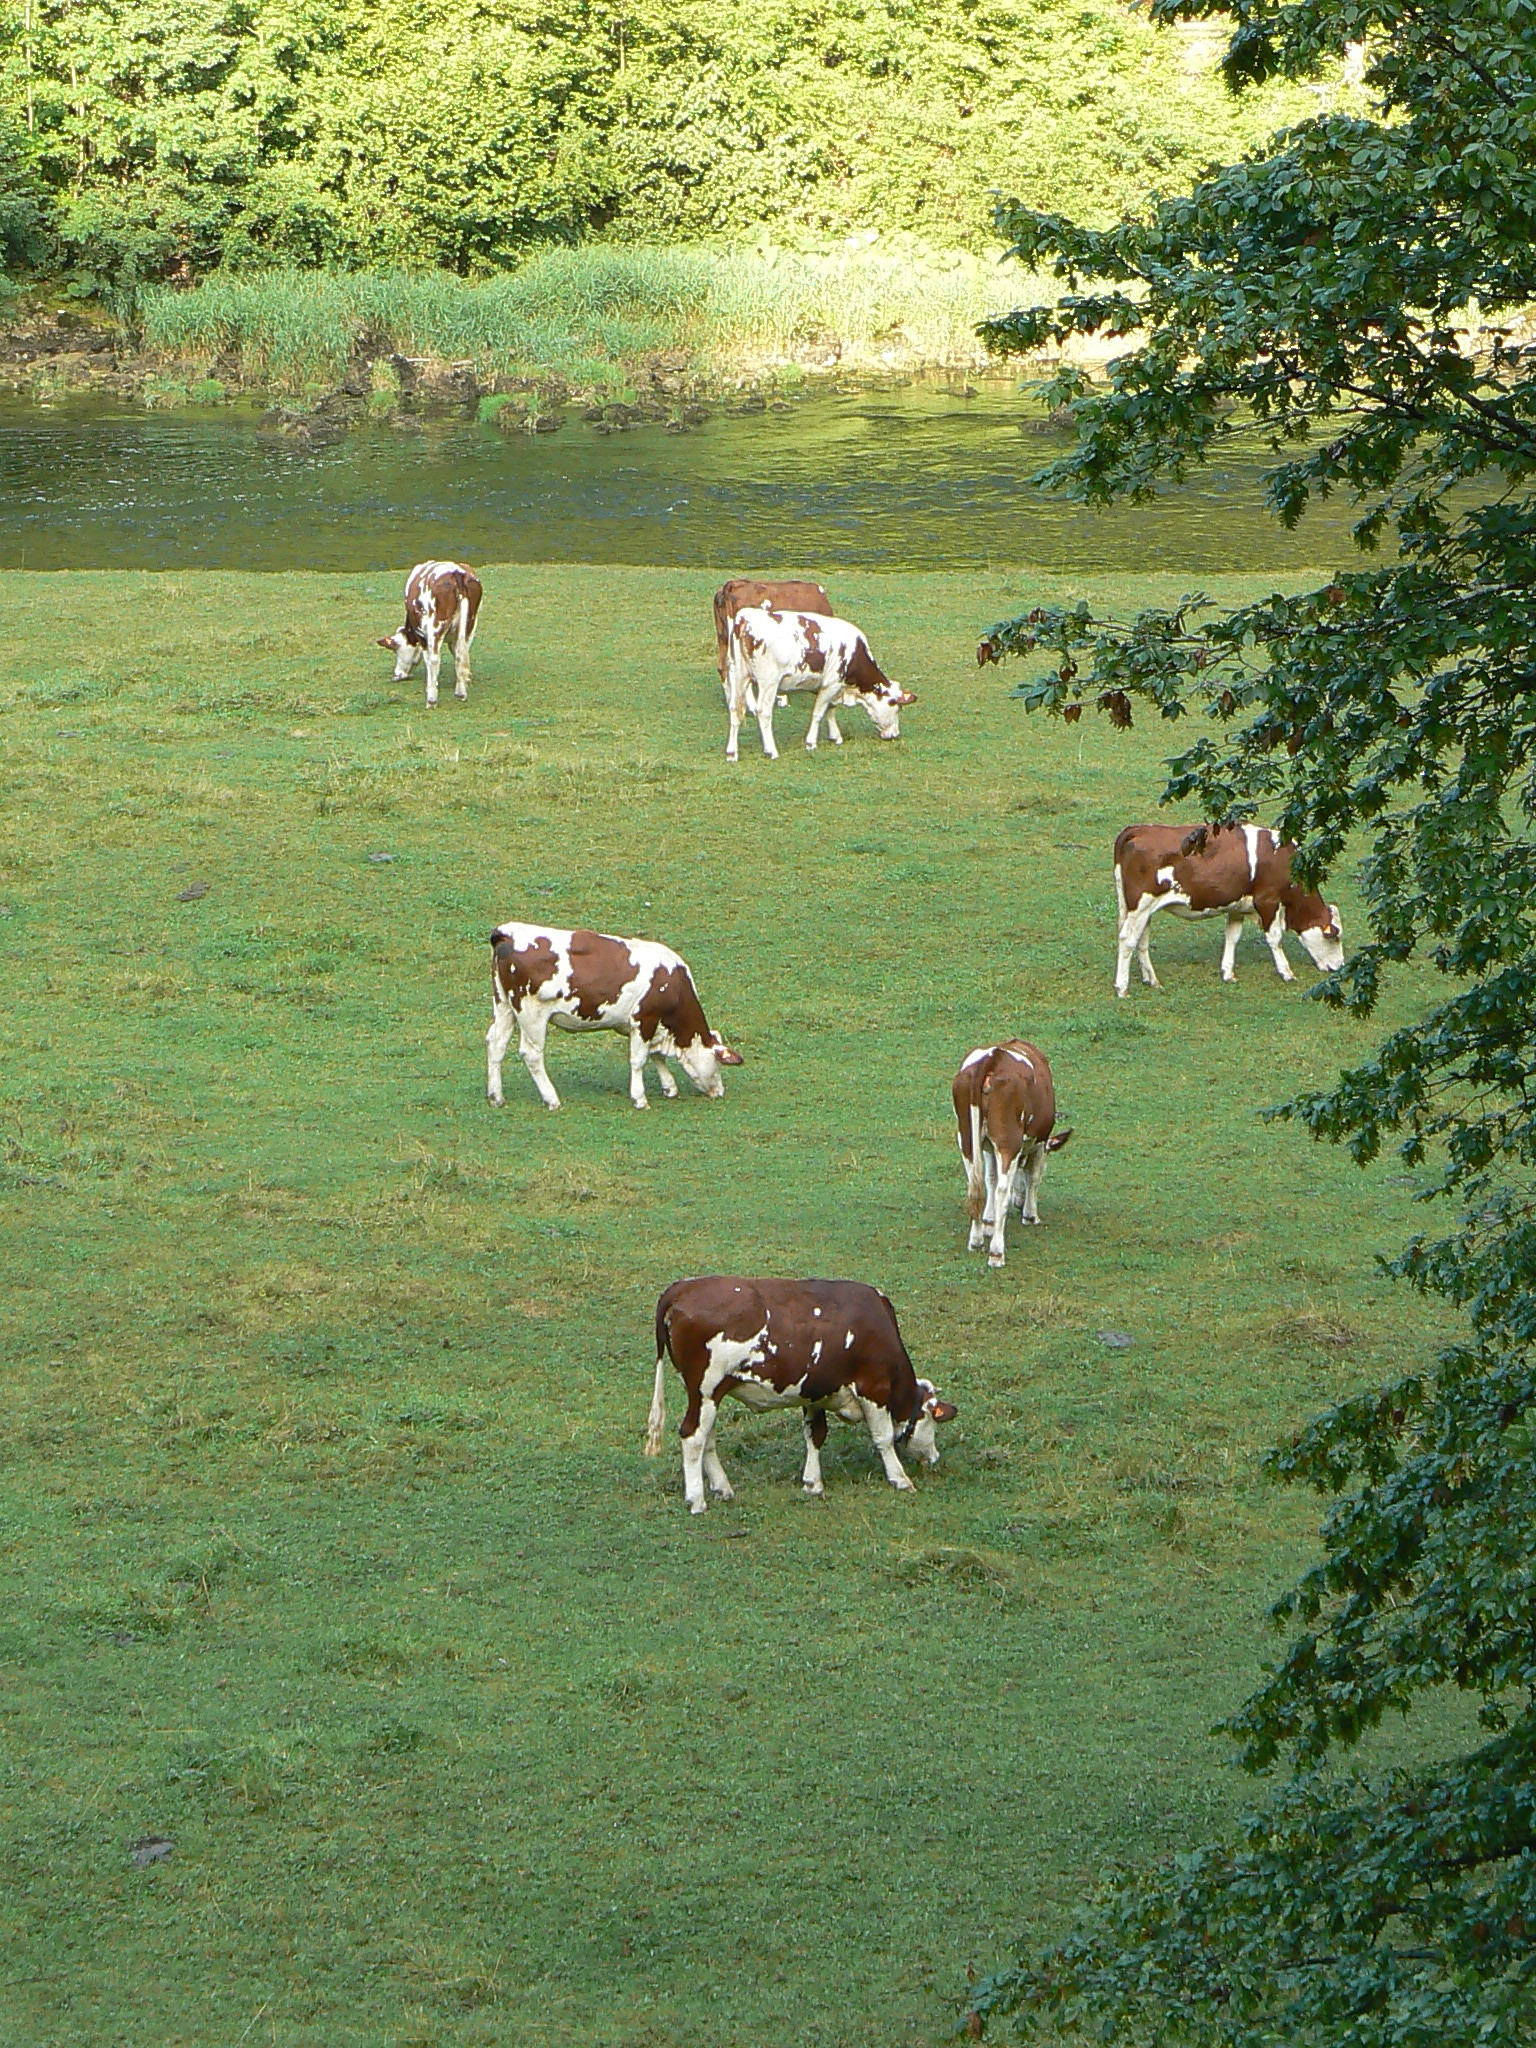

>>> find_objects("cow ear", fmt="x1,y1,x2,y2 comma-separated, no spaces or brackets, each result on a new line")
929,1399,958,1423
376,635,396,648
1047,1126,1073,1152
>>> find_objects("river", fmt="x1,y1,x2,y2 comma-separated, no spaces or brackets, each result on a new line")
0,382,1362,574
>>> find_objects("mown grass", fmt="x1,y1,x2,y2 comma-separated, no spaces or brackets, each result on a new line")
0,565,1456,2045
137,241,1053,393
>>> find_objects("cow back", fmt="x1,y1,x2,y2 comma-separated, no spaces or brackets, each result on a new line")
714,577,833,673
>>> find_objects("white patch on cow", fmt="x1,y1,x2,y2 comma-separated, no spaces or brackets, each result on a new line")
1001,1046,1034,1073
844,1329,855,1350
812,1307,821,1317
702,1326,770,1401
1241,823,1266,881
960,1045,995,1071
811,1339,822,1364
728,1371,806,1413
1156,863,1177,888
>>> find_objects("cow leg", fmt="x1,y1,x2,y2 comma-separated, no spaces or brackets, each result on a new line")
1136,917,1161,987
1019,1141,1048,1224
1263,909,1296,981
518,1008,561,1110
860,1398,916,1492
485,994,517,1105
977,1140,999,1248
701,1423,734,1501
824,708,844,746
423,629,444,707
651,1050,679,1098
754,680,780,760
988,1151,1022,1266
804,677,841,752
681,1397,715,1513
960,1127,987,1252
1116,896,1166,998
1221,913,1246,982
452,599,472,699
801,1407,829,1496
627,1030,652,1110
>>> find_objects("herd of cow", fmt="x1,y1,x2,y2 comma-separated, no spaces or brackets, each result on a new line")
380,561,1347,1514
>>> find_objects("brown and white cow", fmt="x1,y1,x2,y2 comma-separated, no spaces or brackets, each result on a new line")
377,561,483,706
712,577,833,681
953,1042,1072,1269
486,923,742,1111
1113,823,1344,998
644,1276,957,1513
723,606,915,760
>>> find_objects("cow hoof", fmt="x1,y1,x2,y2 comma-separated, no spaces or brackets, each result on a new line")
890,1473,916,1492
689,1501,707,1516
987,1252,1005,1269
455,688,468,701
487,1092,503,1107
802,1481,825,1497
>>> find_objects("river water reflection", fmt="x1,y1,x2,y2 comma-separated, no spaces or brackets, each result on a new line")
0,383,1361,573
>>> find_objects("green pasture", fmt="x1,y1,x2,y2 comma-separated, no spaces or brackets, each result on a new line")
0,567,1454,2045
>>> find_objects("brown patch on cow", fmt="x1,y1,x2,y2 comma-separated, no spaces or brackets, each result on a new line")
800,615,826,673
492,931,560,1003
636,961,713,1050
844,637,891,699
568,930,637,1019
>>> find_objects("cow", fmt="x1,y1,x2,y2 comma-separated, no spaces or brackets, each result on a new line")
713,577,834,682
723,606,915,761
953,1042,1072,1269
644,1276,958,1513
1113,823,1345,998
486,923,742,1111
377,561,483,706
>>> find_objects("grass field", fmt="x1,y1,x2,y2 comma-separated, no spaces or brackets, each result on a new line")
0,565,1456,2046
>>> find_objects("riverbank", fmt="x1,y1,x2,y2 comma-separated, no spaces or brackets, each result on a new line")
0,242,1083,428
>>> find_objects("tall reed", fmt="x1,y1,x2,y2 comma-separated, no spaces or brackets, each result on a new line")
138,240,1053,391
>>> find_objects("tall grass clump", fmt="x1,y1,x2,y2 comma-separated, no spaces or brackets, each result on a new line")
138,239,1056,391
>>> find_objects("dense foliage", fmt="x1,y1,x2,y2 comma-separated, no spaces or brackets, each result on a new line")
971,1,1536,2042
0,0,1322,289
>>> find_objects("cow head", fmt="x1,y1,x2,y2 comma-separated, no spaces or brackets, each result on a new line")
1293,899,1345,974
376,629,421,681
844,639,916,739
675,1031,744,1100
903,1380,959,1467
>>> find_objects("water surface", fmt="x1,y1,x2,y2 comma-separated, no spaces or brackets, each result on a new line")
0,384,1362,573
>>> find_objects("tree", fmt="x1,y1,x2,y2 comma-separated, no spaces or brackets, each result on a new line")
967,1,1536,2042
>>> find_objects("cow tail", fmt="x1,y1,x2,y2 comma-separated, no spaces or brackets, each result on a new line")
644,1306,670,1456
456,593,471,651
966,1099,986,1221
1114,861,1127,924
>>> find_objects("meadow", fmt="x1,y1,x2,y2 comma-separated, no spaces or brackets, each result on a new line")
0,564,1457,2045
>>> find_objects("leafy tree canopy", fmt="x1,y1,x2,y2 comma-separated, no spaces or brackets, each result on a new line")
0,0,1324,288
971,2,1536,2043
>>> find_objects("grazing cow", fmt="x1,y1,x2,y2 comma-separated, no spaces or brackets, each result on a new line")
952,1042,1072,1269
1113,823,1344,998
486,923,742,1111
377,561,483,706
644,1276,957,1513
723,606,915,760
713,577,834,681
